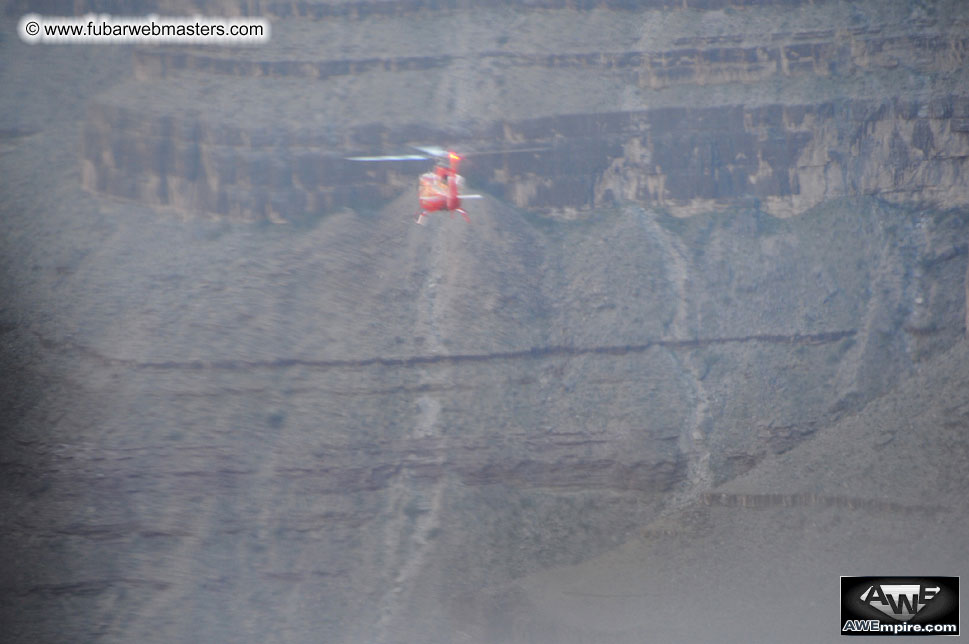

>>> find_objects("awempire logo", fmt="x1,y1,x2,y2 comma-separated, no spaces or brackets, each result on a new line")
842,577,959,636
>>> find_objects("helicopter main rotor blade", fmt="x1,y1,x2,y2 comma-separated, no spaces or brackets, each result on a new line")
458,194,483,199
412,145,448,158
346,154,430,162
412,145,553,158
461,146,552,156
349,145,553,163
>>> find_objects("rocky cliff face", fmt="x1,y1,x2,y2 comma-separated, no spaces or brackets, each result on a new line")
3,190,965,643
2,1,968,643
79,0,969,219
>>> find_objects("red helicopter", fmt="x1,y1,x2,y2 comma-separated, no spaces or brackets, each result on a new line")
348,146,482,225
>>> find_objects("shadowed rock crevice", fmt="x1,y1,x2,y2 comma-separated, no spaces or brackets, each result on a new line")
31,328,857,371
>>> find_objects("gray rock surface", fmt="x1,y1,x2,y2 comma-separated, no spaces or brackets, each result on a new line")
1,2,967,643
76,0,969,218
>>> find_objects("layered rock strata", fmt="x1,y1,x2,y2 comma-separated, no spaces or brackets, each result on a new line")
80,0,969,219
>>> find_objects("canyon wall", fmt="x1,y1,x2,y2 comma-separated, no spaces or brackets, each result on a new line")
78,0,969,219
3,2,969,643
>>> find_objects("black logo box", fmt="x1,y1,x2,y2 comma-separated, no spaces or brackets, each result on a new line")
841,576,959,637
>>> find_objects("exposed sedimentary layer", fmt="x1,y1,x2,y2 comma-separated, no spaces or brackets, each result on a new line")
4,1,969,643
80,0,969,219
